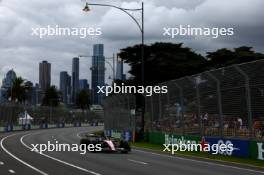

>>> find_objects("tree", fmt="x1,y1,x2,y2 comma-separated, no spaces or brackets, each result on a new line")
119,42,208,85
207,46,264,69
8,77,32,103
119,43,264,85
76,90,90,110
41,86,60,107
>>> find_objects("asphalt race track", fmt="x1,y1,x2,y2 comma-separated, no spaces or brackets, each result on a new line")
0,127,263,175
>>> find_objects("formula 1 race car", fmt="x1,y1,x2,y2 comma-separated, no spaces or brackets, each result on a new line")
80,133,131,153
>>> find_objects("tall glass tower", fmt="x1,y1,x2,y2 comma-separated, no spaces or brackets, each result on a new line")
91,44,105,104
72,57,79,103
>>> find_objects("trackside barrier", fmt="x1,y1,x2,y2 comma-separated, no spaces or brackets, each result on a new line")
4,123,13,132
104,130,133,141
104,130,112,137
40,123,48,129
204,137,249,158
74,122,82,127
147,131,264,161
22,124,31,131
124,131,132,141
250,141,264,161
56,123,65,128
1,122,95,133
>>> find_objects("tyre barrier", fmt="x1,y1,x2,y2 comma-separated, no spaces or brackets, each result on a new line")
4,123,13,132
22,124,31,130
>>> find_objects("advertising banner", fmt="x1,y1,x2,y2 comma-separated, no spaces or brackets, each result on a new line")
204,137,250,158
250,141,264,161
124,131,132,141
164,134,200,145
148,132,165,145
105,130,112,137
111,130,122,139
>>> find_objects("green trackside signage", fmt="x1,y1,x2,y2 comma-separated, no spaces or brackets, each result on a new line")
148,132,200,145
250,141,264,161
148,132,264,161
164,134,200,145
148,132,165,145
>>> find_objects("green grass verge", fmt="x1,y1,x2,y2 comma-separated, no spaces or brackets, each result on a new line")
132,142,264,168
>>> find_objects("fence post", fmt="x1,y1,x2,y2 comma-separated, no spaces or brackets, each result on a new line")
158,92,162,119
234,65,253,138
127,95,132,131
174,82,185,135
166,83,170,105
206,72,224,137
188,76,202,136
150,95,154,130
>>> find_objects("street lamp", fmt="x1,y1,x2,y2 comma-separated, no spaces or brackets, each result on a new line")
78,55,115,81
82,1,145,133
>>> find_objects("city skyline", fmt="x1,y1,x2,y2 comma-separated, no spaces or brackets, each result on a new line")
1,0,263,88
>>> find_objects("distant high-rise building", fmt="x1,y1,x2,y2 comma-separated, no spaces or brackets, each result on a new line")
72,57,79,102
0,69,17,102
2,69,16,88
39,61,51,91
79,79,89,91
91,44,105,104
116,58,124,80
122,74,126,81
24,81,34,105
60,71,71,104
32,83,42,105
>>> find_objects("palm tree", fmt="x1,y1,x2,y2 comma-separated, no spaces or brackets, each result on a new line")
76,90,90,110
41,86,61,107
8,77,32,103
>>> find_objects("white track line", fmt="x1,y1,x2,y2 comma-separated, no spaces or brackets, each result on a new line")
134,149,264,174
8,169,15,174
0,134,48,175
0,161,4,165
76,131,89,139
21,133,101,175
127,159,148,165
76,132,82,139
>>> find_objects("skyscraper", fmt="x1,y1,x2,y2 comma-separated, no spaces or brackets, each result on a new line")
116,57,124,80
2,69,16,88
39,61,51,91
0,69,17,102
79,79,89,91
72,57,79,102
60,71,71,104
91,44,105,104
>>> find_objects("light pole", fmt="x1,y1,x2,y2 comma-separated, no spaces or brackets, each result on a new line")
78,55,115,81
79,54,115,105
82,1,145,133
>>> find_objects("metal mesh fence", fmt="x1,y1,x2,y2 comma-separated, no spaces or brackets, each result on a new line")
104,60,264,141
145,60,264,140
103,94,136,132
0,103,100,131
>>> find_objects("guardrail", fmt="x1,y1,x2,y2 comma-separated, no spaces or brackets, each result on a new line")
0,122,104,133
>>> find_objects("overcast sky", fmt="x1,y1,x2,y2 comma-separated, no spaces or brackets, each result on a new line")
0,0,263,87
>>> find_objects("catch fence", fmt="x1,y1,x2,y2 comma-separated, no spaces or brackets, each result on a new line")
103,60,264,141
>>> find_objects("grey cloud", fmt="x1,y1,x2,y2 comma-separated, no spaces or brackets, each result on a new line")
0,0,263,87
